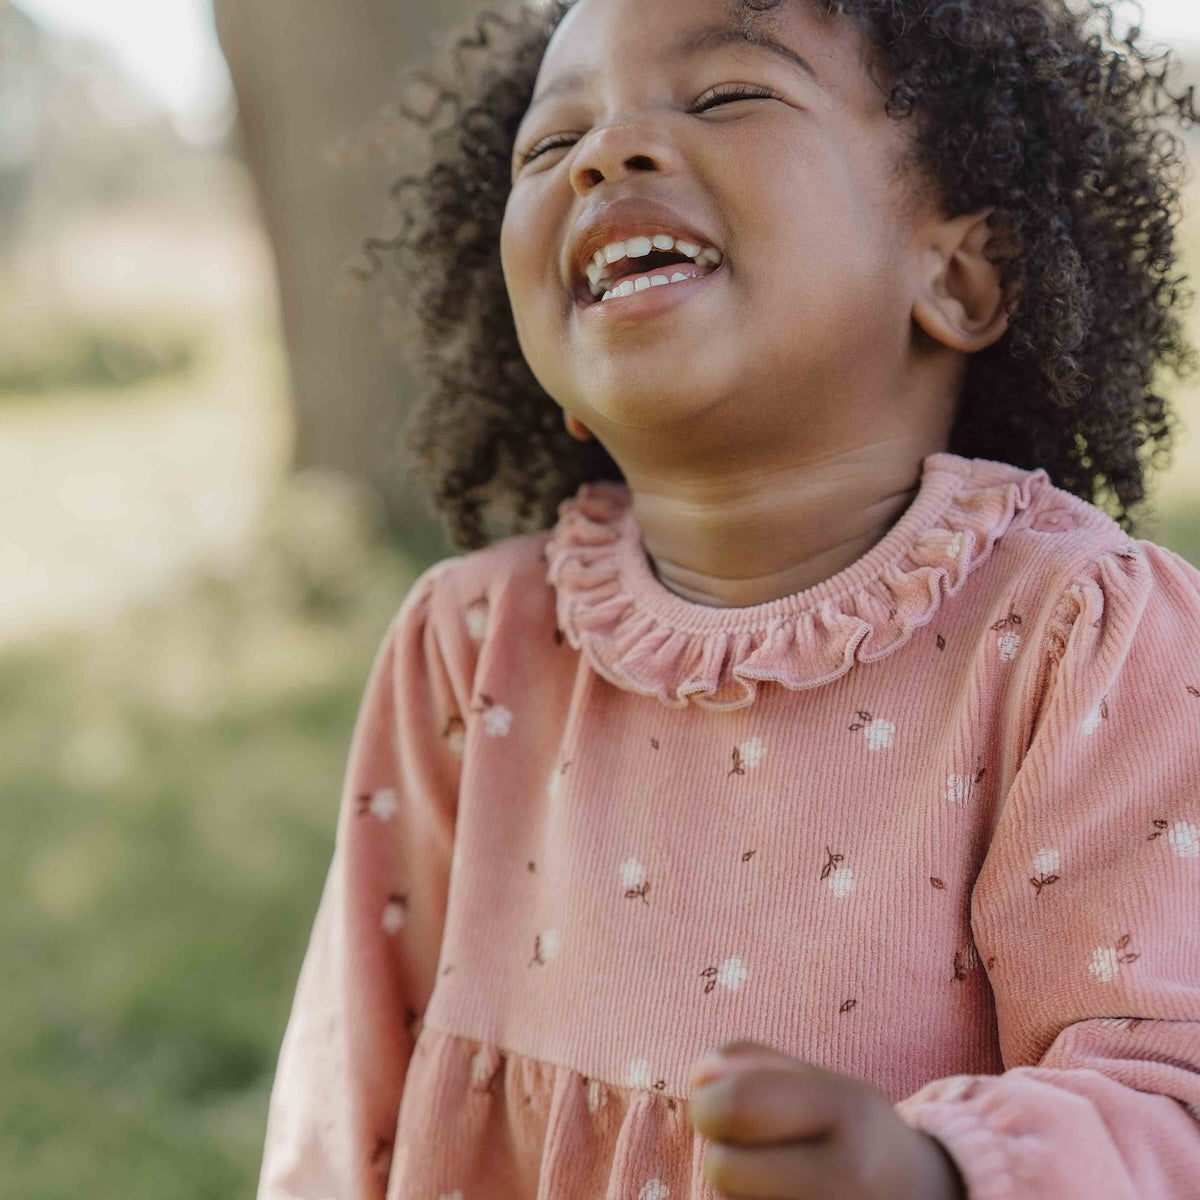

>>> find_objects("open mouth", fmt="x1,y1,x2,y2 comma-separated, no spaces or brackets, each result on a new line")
575,235,724,307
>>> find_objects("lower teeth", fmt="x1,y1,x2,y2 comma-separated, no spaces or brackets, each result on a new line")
601,272,695,302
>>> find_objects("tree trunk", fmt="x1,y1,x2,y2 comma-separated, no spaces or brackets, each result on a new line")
212,0,477,555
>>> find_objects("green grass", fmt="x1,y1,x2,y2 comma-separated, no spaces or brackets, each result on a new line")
0,484,432,1199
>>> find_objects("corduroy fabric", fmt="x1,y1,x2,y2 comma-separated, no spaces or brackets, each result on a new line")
258,453,1200,1200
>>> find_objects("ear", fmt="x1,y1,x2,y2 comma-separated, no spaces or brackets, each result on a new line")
565,413,595,442
911,208,1020,354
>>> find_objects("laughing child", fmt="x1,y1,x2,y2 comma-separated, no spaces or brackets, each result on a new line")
257,1,1200,1196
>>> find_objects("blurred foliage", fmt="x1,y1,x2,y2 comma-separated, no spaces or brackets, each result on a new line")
0,470,445,1199
0,319,202,399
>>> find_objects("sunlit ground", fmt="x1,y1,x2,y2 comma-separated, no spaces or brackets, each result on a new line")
3,157,1200,1196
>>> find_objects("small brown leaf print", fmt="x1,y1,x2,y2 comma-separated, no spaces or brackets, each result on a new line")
1030,872,1060,895
952,952,972,982
729,746,746,776
741,849,756,863
1116,932,1139,964
848,709,873,731
1126,1017,1146,1032
1116,547,1139,562
666,1098,677,1111
935,633,947,651
442,714,465,738
441,964,453,976
819,846,845,881
553,628,565,646
700,965,719,994
990,609,1022,632
355,792,372,817
930,877,947,890
650,737,660,750
1149,818,1169,841
1100,698,1109,719
1188,686,1200,698
986,956,997,970
625,880,651,905
527,860,537,872
839,998,858,1014
654,1079,667,1091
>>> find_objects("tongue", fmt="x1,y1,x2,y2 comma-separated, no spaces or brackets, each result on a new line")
612,254,710,285
612,250,692,281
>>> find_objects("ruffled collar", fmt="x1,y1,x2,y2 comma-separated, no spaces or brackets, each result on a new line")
543,452,1046,710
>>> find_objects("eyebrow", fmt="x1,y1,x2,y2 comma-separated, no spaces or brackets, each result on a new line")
525,21,820,112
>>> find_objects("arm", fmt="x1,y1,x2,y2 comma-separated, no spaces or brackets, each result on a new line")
257,564,464,1200
896,543,1200,1198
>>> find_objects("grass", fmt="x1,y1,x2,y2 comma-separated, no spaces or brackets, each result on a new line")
0,478,431,1199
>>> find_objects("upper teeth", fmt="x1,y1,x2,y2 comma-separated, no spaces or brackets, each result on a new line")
584,234,722,296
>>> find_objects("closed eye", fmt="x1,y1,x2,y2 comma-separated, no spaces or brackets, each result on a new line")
518,83,781,166
690,83,780,112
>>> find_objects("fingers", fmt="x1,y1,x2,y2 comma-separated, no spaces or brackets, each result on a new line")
700,1135,845,1199
687,1063,841,1145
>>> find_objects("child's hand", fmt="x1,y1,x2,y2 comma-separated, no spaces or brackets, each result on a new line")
687,1041,967,1200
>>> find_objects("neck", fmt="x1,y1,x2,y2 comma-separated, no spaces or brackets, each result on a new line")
624,437,943,608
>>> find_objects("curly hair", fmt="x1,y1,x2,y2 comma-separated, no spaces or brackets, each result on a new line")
349,0,1199,549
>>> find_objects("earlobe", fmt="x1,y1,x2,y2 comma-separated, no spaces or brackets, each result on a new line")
565,413,595,442
912,208,1020,354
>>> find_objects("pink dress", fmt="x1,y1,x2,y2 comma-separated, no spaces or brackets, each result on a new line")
257,452,1200,1199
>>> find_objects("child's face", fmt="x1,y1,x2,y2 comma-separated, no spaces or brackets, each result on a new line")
500,0,932,453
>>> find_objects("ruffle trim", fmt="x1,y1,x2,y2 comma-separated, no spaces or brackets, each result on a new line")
544,453,1046,710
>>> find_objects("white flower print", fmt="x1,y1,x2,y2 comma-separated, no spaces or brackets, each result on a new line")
945,774,975,806
483,705,513,737
639,1181,670,1200
850,711,895,749
538,927,561,961
1081,706,1104,735
1032,848,1061,876
367,788,397,821
447,728,466,758
1089,947,1119,983
1167,821,1200,858
381,896,406,935
864,720,894,749
466,599,488,641
438,1192,464,1200
1089,934,1138,983
627,1058,654,1089
717,956,749,991
470,1050,491,1085
620,858,647,890
826,867,855,899
586,1079,608,1112
997,631,1022,662
945,532,964,560
739,737,766,768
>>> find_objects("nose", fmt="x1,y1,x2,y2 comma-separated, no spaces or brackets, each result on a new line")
569,121,672,195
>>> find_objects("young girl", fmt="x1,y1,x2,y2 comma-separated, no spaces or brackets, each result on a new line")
257,0,1200,1196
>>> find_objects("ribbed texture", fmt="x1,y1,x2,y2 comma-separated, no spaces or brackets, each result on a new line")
258,453,1200,1200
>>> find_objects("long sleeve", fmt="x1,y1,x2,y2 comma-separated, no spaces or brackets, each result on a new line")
257,563,464,1200
896,541,1200,1199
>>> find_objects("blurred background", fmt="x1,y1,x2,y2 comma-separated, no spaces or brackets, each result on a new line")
2,1,1198,1195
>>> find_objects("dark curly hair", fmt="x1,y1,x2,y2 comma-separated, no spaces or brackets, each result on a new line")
348,0,1199,549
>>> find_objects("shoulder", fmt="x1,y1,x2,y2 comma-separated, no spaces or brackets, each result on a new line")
391,529,559,652
997,476,1200,665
